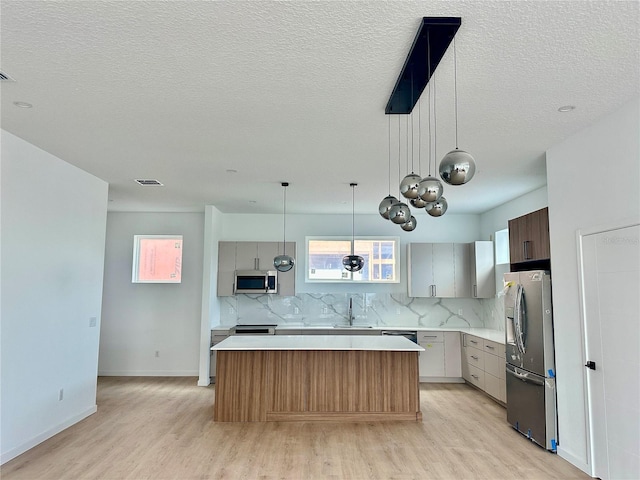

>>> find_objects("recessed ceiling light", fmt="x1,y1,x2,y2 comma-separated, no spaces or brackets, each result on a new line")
557,105,576,112
13,101,32,108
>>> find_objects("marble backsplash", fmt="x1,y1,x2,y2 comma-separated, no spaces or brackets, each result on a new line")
219,292,506,331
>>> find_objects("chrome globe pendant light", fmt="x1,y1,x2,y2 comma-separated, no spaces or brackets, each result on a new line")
439,36,476,186
409,98,428,210
389,116,411,224
418,28,444,204
273,182,295,272
343,183,365,272
378,115,399,219
425,71,448,217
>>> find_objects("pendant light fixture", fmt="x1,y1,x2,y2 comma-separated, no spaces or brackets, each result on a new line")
426,74,448,217
273,182,295,272
343,183,365,272
378,115,399,219
418,27,444,204
399,74,421,200
389,116,411,224
439,36,476,186
410,97,428,210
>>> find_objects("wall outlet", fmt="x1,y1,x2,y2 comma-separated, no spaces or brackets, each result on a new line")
458,309,464,316
89,316,97,327
155,350,160,358
294,307,300,314
59,388,64,401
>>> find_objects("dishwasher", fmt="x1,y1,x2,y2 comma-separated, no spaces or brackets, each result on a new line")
380,330,418,344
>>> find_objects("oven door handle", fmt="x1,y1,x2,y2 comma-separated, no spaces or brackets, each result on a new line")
506,366,544,386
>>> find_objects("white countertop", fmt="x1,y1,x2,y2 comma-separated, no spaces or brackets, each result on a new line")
211,335,425,352
212,326,506,345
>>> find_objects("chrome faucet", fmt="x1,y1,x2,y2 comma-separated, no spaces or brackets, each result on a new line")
348,297,354,326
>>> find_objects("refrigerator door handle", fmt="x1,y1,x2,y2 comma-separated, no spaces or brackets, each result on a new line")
506,366,545,386
514,284,527,354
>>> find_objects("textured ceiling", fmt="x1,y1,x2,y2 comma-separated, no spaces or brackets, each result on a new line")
1,1,638,215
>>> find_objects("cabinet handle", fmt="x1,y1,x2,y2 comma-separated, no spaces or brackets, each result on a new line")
425,335,438,338
473,285,477,298
485,345,495,350
523,241,532,260
471,355,479,360
469,340,478,345
471,374,479,379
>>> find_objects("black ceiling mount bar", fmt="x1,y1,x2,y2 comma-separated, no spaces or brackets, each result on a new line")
385,17,461,115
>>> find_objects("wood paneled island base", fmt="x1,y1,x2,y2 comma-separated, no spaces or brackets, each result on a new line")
213,337,423,422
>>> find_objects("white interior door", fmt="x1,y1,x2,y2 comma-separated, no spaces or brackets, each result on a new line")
580,223,640,480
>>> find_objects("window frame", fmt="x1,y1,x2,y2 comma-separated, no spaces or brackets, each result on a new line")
305,236,400,284
132,234,183,284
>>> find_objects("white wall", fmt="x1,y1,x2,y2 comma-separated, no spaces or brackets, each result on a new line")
546,96,640,474
479,185,548,240
1,130,108,464
99,212,204,376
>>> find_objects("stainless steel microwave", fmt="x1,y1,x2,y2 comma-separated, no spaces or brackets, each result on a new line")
234,270,278,294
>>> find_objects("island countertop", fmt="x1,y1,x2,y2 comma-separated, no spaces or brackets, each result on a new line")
211,334,425,352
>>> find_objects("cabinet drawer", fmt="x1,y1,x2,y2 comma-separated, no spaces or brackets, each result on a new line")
484,372,506,402
466,364,485,390
418,331,444,343
464,347,484,370
484,352,505,379
483,339,505,358
464,334,482,349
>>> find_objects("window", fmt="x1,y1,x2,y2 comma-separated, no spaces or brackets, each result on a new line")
306,237,399,283
132,235,183,283
495,228,510,265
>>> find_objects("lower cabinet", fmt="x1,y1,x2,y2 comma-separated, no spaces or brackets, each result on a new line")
462,333,506,403
418,331,463,382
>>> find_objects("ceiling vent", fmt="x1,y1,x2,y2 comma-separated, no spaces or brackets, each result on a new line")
135,179,164,186
0,71,16,82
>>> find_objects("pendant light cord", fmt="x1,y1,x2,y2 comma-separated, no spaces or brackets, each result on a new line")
410,74,415,174
453,36,459,150
282,183,288,255
388,115,392,195
351,183,356,255
418,90,421,175
427,28,432,177
397,116,401,197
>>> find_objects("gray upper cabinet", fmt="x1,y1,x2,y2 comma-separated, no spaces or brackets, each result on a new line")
469,241,495,298
408,243,467,298
217,241,296,296
408,242,494,298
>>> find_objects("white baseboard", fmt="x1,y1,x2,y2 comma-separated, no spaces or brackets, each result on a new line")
419,377,465,383
1,405,97,465
97,370,198,376
557,447,592,477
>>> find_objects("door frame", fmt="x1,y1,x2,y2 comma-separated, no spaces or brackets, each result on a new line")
575,216,640,478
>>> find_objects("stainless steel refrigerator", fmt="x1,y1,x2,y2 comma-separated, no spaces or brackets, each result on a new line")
504,270,557,451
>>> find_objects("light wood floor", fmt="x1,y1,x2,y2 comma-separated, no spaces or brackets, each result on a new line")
2,377,591,480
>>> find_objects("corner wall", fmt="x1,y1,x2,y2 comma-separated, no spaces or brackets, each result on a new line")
1,130,108,463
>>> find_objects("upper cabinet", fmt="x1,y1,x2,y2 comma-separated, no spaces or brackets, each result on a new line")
217,241,296,296
408,242,495,298
508,207,551,270
408,243,470,298
469,241,495,298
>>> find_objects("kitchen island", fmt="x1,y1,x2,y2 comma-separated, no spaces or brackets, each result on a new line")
211,335,424,422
